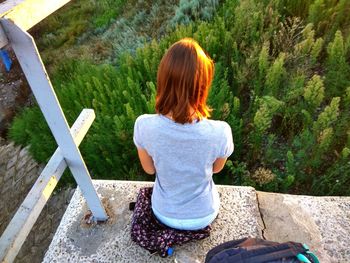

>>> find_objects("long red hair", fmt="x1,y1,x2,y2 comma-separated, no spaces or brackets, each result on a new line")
156,38,214,124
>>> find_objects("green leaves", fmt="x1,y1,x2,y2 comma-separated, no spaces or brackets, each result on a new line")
325,31,350,97
303,74,325,112
253,96,284,134
310,38,324,65
170,0,219,27
313,97,340,133
265,53,286,97
9,0,350,195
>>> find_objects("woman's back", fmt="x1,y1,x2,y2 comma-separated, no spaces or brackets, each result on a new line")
133,38,234,230
134,113,233,220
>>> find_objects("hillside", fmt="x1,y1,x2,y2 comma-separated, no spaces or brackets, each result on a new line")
8,0,350,196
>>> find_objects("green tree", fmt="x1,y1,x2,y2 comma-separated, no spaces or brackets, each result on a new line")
265,53,286,97
303,74,324,113
310,37,324,65
313,97,340,133
250,96,284,160
325,31,350,97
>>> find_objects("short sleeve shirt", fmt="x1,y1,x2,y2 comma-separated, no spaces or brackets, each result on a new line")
133,114,234,219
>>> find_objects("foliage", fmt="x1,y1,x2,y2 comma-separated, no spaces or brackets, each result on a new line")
33,0,220,72
265,53,286,96
170,0,219,27
220,160,252,186
303,74,325,113
272,0,313,18
308,0,350,42
311,159,350,196
32,0,126,51
10,0,350,195
250,96,284,158
251,167,276,185
325,30,350,97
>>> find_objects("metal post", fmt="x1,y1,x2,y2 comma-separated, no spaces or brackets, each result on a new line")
0,19,108,221
0,109,97,263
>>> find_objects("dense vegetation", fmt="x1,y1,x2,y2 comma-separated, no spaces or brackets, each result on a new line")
10,0,350,195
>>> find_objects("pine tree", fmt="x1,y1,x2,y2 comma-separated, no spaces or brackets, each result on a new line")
313,97,340,133
294,23,315,56
303,74,324,113
253,96,284,134
284,150,296,189
265,53,286,97
256,41,270,95
344,87,350,108
250,96,284,160
307,97,341,169
227,96,243,158
231,0,264,46
292,128,316,178
325,30,350,97
317,127,333,151
310,37,323,65
258,42,269,78
308,0,325,29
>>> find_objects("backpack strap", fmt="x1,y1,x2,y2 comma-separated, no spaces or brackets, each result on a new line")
242,242,306,263
209,241,307,263
205,238,248,263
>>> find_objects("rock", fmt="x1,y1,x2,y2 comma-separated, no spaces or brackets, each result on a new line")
257,191,350,263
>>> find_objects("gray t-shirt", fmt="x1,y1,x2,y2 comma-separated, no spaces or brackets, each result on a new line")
133,114,234,219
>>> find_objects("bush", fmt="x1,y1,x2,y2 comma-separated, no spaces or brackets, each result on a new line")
10,0,350,195
169,0,220,27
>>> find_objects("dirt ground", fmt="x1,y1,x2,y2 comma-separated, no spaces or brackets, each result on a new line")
0,47,32,138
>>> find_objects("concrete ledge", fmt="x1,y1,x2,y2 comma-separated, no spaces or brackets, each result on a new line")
43,180,350,263
43,180,263,263
257,191,350,263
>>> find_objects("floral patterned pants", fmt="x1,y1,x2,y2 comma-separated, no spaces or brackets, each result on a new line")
130,187,211,257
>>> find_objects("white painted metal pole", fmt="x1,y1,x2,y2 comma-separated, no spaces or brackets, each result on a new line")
0,19,108,221
0,109,96,263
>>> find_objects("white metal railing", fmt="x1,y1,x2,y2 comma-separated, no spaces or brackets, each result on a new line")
0,1,108,262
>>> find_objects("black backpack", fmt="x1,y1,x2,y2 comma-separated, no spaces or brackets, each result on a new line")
205,238,320,263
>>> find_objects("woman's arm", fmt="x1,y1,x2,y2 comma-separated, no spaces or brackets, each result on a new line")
137,148,156,175
213,157,227,174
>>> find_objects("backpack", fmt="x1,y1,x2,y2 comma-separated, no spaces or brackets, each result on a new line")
205,238,320,263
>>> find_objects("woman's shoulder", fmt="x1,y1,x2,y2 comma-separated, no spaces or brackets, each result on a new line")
204,119,231,131
136,114,159,123
135,114,160,128
201,119,232,141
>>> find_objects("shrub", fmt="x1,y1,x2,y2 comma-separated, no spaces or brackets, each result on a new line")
303,74,325,113
10,0,350,195
325,31,350,97
251,167,276,186
312,97,340,133
311,160,350,196
170,0,219,28
265,53,286,96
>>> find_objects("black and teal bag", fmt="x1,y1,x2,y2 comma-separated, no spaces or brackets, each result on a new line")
205,238,320,263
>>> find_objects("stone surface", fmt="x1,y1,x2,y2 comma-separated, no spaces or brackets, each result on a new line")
43,180,263,263
257,191,350,263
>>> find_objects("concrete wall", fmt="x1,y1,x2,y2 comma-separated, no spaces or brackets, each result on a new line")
0,140,75,263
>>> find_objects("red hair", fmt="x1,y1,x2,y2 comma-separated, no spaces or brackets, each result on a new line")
156,38,214,124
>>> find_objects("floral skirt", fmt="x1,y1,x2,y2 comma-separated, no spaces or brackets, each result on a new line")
130,187,211,257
